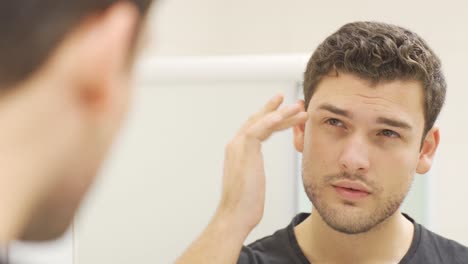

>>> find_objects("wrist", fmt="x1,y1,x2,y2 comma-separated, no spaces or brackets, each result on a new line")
212,208,256,242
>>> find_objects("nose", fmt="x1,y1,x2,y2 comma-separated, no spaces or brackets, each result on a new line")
338,135,370,175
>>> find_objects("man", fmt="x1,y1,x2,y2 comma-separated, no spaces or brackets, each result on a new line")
0,0,153,247
177,22,468,263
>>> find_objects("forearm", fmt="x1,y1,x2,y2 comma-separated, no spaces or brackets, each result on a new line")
175,212,252,264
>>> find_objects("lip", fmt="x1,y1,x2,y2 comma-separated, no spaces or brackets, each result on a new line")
332,180,372,193
332,180,371,200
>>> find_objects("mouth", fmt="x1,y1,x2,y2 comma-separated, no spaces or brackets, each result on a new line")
332,181,371,200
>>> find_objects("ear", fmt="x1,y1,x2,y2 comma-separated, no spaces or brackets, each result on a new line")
293,100,306,153
52,2,139,115
416,126,440,174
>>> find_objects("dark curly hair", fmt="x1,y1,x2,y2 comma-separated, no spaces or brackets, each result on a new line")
0,0,154,88
303,21,446,135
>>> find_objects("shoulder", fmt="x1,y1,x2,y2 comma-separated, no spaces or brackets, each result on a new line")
238,214,310,264
238,228,291,264
417,225,468,263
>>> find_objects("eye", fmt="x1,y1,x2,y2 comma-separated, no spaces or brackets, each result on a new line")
326,118,345,127
379,129,400,138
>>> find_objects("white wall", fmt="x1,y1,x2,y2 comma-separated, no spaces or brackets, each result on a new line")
145,0,468,244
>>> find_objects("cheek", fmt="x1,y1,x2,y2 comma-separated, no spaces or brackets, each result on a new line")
302,126,340,179
371,147,418,194
306,124,342,156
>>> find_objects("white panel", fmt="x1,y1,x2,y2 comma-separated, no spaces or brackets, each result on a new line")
134,54,308,83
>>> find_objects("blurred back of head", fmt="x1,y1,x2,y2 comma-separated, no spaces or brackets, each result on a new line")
0,0,154,242
0,0,152,88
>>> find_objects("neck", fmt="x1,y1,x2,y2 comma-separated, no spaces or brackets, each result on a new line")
295,210,414,264
0,80,81,243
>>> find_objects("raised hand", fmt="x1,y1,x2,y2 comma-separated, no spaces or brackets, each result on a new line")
176,94,308,264
217,93,308,236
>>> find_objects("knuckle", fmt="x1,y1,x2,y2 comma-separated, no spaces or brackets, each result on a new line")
246,113,260,124
244,129,256,138
268,114,282,127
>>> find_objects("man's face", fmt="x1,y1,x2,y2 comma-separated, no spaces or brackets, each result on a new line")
295,72,433,234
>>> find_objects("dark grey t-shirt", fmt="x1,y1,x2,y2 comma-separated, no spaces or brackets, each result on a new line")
0,247,6,264
239,213,468,264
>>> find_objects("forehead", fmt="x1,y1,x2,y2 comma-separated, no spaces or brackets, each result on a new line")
309,73,425,127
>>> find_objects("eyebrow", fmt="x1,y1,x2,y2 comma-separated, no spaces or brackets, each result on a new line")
376,117,412,130
316,103,413,130
317,103,352,118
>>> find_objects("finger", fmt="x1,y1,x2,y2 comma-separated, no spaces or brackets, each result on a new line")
273,100,307,130
276,102,303,120
260,93,284,114
296,99,305,109
242,93,284,129
245,103,303,141
274,112,308,131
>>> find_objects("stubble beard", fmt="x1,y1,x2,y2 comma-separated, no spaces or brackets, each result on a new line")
303,170,413,235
